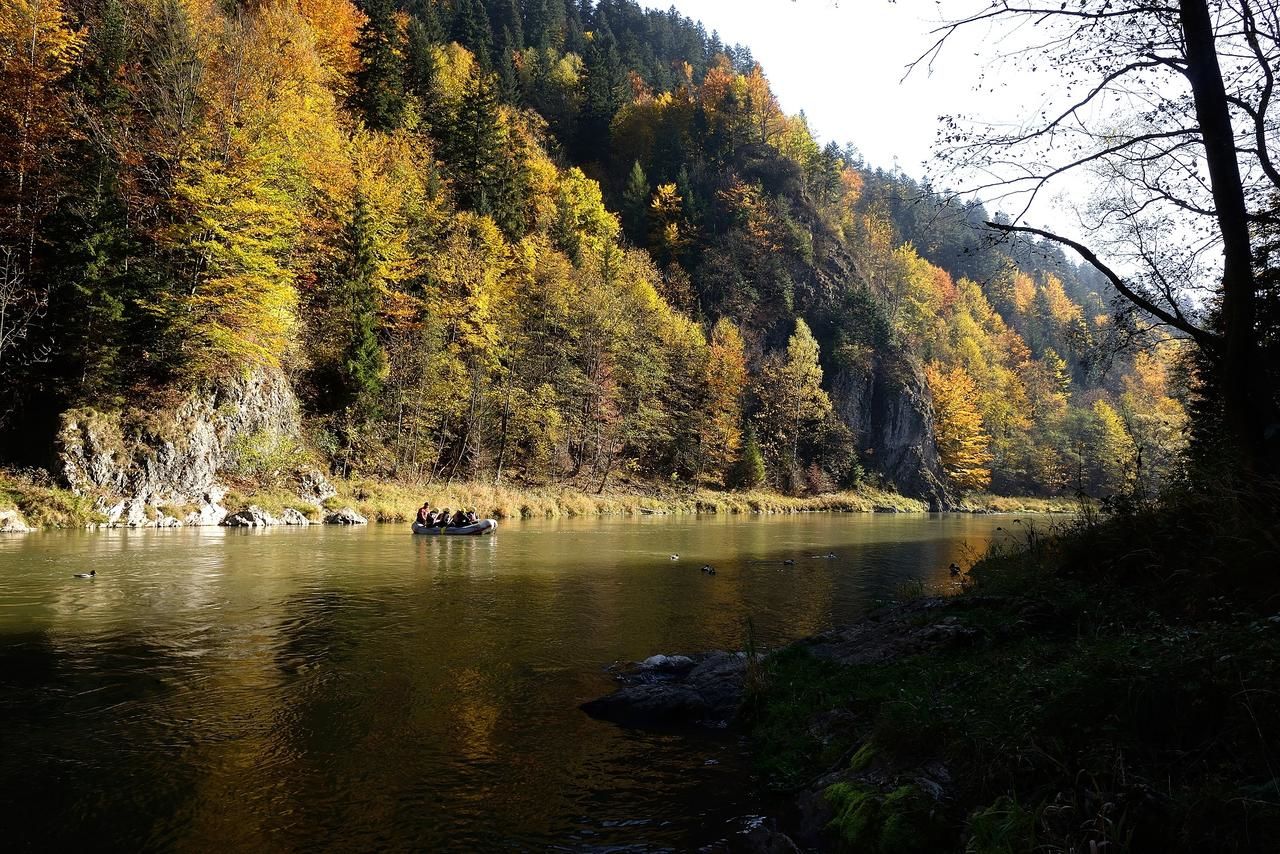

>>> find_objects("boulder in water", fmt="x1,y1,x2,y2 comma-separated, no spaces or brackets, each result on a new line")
280,507,310,526
581,650,749,729
222,505,279,527
0,509,34,533
324,507,367,525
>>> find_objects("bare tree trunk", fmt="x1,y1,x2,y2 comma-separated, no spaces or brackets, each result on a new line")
1180,0,1266,472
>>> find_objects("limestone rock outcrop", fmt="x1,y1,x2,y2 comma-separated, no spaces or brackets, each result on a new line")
831,351,953,510
0,509,34,533
56,369,301,525
280,508,310,526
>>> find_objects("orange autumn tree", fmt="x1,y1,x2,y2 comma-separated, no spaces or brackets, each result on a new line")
0,0,84,262
698,317,747,483
924,361,993,493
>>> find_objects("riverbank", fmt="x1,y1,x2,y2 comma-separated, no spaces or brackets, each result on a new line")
0,468,930,529
0,466,1092,530
584,490,1280,851
747,493,1280,851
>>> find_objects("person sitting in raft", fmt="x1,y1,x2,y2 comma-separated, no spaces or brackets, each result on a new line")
436,508,450,527
415,502,433,526
464,509,479,524
449,508,469,528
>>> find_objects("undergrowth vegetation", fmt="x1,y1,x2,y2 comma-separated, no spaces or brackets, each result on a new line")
747,485,1280,852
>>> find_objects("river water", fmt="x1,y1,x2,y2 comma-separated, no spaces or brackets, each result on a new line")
0,513,1023,851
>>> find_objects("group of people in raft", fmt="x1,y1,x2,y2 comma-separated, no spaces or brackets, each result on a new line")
415,501,479,529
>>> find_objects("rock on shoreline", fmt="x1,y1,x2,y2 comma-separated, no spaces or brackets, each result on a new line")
583,599,980,732
580,651,750,729
0,509,34,533
581,599,985,850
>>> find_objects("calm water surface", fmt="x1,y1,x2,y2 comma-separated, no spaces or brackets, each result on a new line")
0,513,1026,851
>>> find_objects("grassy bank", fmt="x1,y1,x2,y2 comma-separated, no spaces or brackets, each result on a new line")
234,478,930,523
0,470,104,528
2,468,935,528
2,466,1085,528
958,492,1084,513
747,489,1280,852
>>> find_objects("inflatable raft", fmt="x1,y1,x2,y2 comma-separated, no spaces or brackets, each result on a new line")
411,519,498,536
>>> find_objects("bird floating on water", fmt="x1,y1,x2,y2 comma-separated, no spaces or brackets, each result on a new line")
669,554,680,560
949,562,962,577
700,564,716,575
73,570,95,579
783,559,795,566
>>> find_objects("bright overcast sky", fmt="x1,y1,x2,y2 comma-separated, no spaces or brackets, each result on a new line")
638,1,1052,173
638,0,1085,225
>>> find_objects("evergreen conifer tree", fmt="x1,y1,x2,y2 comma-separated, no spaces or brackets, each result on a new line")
354,0,405,131
404,15,439,132
451,0,494,69
578,13,626,160
622,160,649,242
338,194,387,417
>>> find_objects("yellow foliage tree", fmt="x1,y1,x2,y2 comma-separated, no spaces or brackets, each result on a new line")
924,361,994,493
0,0,85,253
698,317,746,483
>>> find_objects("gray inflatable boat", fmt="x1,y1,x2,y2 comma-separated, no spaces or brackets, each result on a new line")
411,519,498,535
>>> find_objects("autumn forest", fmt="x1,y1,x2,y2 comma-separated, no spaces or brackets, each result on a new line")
1,0,1192,503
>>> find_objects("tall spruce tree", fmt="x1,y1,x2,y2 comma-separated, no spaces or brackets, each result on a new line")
525,0,567,51
404,15,439,129
438,72,504,214
451,0,494,69
354,0,405,131
337,194,387,417
622,160,649,242
578,12,626,160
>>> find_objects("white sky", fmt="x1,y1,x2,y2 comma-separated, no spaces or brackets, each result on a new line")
637,0,1073,217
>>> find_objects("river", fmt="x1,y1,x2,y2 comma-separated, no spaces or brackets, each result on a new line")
0,513,1030,851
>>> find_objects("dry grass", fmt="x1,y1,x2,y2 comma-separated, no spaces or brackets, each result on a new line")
316,479,929,523
0,470,104,528
960,493,1085,514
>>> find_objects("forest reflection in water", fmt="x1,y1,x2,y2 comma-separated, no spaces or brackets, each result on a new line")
0,512,1035,850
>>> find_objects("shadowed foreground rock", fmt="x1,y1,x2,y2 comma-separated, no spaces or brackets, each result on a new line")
583,600,982,733
580,651,749,729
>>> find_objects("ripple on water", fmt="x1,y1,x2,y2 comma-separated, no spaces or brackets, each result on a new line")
0,514,1005,849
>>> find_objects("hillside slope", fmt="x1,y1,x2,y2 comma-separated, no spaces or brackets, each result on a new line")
0,0,1186,505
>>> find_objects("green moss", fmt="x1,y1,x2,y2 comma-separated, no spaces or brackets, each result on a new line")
848,741,877,771
825,783,947,853
965,796,1037,854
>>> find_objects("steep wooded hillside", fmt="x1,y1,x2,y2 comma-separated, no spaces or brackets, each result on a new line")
0,0,1186,503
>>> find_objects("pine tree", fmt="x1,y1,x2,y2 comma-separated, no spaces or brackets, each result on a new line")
437,72,503,214
577,13,626,159
451,0,494,69
729,425,766,488
488,0,523,47
353,0,405,131
495,26,519,102
407,0,444,41
525,0,567,51
405,16,438,98
337,194,387,417
622,160,649,242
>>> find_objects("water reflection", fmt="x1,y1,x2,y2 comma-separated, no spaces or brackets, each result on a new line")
0,512,1016,849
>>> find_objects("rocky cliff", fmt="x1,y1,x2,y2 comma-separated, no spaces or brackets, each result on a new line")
831,351,953,510
56,368,303,526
